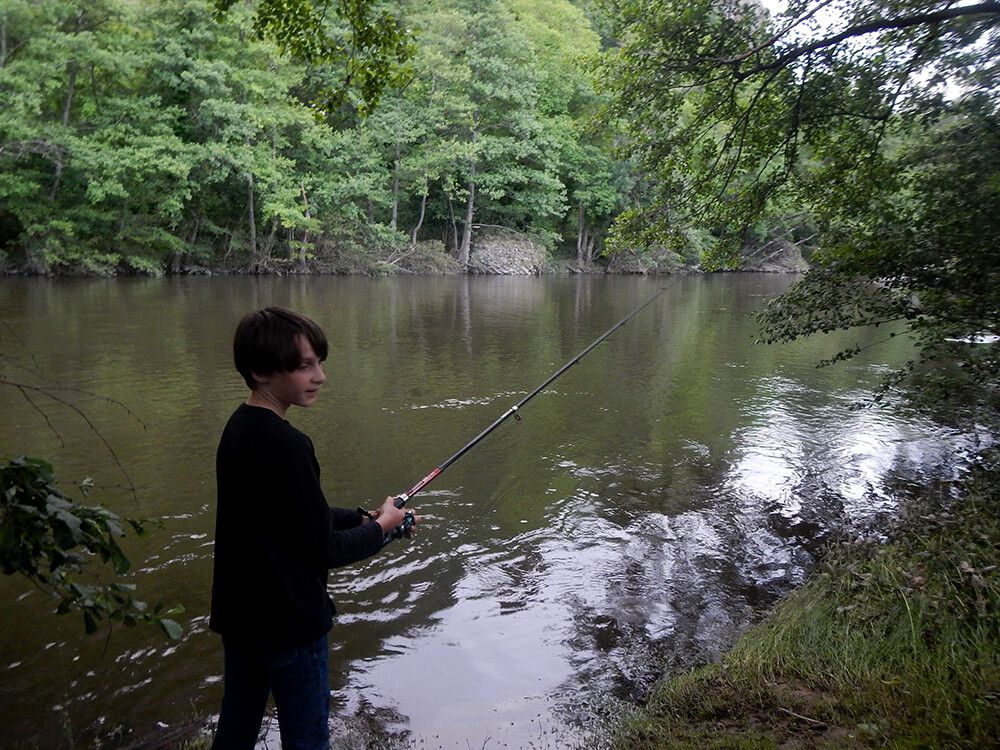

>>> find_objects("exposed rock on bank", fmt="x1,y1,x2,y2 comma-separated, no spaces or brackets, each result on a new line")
468,227,547,275
740,238,809,272
393,240,463,274
606,246,685,274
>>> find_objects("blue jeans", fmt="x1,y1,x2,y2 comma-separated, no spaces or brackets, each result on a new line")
212,634,330,750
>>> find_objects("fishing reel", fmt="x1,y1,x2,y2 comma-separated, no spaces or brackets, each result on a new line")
385,495,415,543
359,499,415,544
386,511,416,541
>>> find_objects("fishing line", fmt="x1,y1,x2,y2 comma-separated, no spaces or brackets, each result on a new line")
383,287,670,543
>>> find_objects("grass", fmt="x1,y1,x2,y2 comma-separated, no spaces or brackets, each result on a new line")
610,467,1000,749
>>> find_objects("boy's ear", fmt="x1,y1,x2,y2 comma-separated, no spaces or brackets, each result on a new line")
251,371,271,386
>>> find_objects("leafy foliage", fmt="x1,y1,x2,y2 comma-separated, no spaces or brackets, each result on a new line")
603,0,1000,416
0,456,183,639
212,0,414,115
758,97,1000,418
602,0,1000,256
0,0,624,273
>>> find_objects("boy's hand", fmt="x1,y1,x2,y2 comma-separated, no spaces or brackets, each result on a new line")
372,496,421,537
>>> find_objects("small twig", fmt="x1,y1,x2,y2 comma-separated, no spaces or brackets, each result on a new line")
385,247,416,266
2,380,139,501
15,385,66,447
66,479,150,493
778,706,826,725
1,379,147,429
718,0,839,66
29,384,146,429
0,352,49,381
2,321,42,373
103,618,115,657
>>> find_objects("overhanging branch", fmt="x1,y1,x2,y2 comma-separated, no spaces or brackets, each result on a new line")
737,2,1000,77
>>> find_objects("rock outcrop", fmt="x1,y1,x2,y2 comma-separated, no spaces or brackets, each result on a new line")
468,227,547,275
740,239,809,272
606,247,685,274
395,240,463,274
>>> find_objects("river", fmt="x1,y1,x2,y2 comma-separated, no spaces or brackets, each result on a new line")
0,274,966,749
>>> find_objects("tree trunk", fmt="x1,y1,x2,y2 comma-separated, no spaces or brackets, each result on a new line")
447,195,458,255
390,143,400,231
457,123,478,267
61,62,77,126
48,62,78,202
261,216,278,263
576,202,585,265
299,185,311,270
170,215,200,274
411,191,428,250
247,173,258,271
458,175,475,267
48,155,65,203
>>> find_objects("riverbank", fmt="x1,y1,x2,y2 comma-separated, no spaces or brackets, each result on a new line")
609,463,1000,749
0,228,810,277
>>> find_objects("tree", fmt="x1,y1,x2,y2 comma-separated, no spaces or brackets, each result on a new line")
0,0,193,273
366,0,567,266
603,0,1000,414
212,0,414,116
759,95,1000,415
0,0,361,274
445,0,566,265
506,0,625,262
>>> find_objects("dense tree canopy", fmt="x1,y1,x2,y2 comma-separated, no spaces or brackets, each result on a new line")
212,0,414,115
603,0,1000,415
0,0,622,274
603,0,999,256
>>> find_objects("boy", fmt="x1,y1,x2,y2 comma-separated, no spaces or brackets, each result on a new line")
210,306,418,750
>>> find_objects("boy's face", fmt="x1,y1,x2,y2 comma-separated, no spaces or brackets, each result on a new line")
254,335,326,412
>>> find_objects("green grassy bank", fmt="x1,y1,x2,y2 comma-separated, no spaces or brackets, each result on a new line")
611,468,1000,750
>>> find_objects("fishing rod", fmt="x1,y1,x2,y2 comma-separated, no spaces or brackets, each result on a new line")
383,286,669,543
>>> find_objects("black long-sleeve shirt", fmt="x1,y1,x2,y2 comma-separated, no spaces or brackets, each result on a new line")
209,403,384,647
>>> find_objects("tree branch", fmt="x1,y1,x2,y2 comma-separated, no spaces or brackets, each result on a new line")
0,380,139,500
739,2,1000,77
721,0,839,66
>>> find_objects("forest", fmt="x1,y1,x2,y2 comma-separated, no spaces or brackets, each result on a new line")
1,0,997,289
0,0,626,275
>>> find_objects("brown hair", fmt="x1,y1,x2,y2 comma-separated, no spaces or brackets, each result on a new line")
233,307,328,389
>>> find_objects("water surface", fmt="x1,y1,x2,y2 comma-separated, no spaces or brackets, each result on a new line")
0,275,963,748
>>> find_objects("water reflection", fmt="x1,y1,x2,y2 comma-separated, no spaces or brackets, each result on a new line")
0,275,964,749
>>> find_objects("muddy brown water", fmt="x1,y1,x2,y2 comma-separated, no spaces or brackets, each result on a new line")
0,275,966,749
